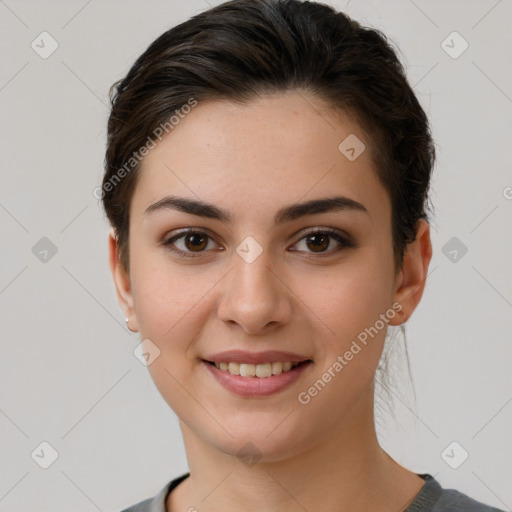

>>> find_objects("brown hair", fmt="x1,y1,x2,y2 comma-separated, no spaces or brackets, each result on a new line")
102,0,435,274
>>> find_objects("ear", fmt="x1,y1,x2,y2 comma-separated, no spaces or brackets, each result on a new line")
108,227,139,332
389,219,433,325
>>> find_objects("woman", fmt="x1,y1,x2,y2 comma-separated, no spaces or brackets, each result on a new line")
101,0,504,510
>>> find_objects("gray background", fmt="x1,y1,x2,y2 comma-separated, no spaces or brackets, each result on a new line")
0,0,511,511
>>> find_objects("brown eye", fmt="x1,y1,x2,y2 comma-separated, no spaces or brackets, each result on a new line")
164,227,355,260
183,232,208,252
291,229,354,256
164,230,218,258
305,233,330,252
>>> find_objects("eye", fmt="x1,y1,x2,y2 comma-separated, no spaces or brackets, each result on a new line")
290,228,355,257
163,230,220,258
163,227,355,259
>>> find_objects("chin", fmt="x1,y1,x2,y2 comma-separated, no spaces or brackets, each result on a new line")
201,416,314,464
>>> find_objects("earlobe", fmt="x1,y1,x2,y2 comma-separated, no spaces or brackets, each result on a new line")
108,228,139,332
389,219,432,326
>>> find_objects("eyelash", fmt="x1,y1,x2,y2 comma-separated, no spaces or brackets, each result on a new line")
162,228,355,259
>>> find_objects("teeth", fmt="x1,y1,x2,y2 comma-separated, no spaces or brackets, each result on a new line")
228,362,240,375
213,361,301,377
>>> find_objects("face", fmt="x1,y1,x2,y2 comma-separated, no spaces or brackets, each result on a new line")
110,91,431,462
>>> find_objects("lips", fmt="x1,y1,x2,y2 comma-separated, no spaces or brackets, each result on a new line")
203,359,312,397
201,350,313,397
202,349,312,365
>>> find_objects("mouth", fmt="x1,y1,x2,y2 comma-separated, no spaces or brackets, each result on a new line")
203,359,312,378
201,358,313,397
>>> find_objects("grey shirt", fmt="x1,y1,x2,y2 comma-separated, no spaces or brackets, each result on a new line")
119,473,505,512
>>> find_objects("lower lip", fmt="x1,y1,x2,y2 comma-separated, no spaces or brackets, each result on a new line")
202,360,312,397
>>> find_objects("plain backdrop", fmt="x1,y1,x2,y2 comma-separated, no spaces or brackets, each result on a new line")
0,1,511,511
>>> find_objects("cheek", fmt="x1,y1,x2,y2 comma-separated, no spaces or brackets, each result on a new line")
129,253,212,418
130,245,207,338
303,253,393,347
129,250,225,383
293,264,393,417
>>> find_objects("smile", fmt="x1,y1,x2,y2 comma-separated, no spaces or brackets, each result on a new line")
210,361,302,378
202,359,312,397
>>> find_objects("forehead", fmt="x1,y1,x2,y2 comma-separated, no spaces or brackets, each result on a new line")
131,92,390,226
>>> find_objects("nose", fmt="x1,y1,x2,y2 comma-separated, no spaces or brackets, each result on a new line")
217,247,293,335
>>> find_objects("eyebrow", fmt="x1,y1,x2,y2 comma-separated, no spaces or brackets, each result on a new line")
144,195,368,224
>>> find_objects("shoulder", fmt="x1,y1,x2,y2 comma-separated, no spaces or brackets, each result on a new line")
408,473,505,512
118,473,190,512
119,496,153,512
433,488,505,512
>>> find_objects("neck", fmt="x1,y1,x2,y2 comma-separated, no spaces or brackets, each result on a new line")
169,385,424,512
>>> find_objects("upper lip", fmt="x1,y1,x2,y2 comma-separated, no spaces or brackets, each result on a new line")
203,350,312,365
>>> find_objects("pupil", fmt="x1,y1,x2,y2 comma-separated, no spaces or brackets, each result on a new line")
187,233,206,251
308,234,328,252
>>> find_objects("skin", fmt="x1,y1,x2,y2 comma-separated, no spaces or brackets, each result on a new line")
109,90,432,512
